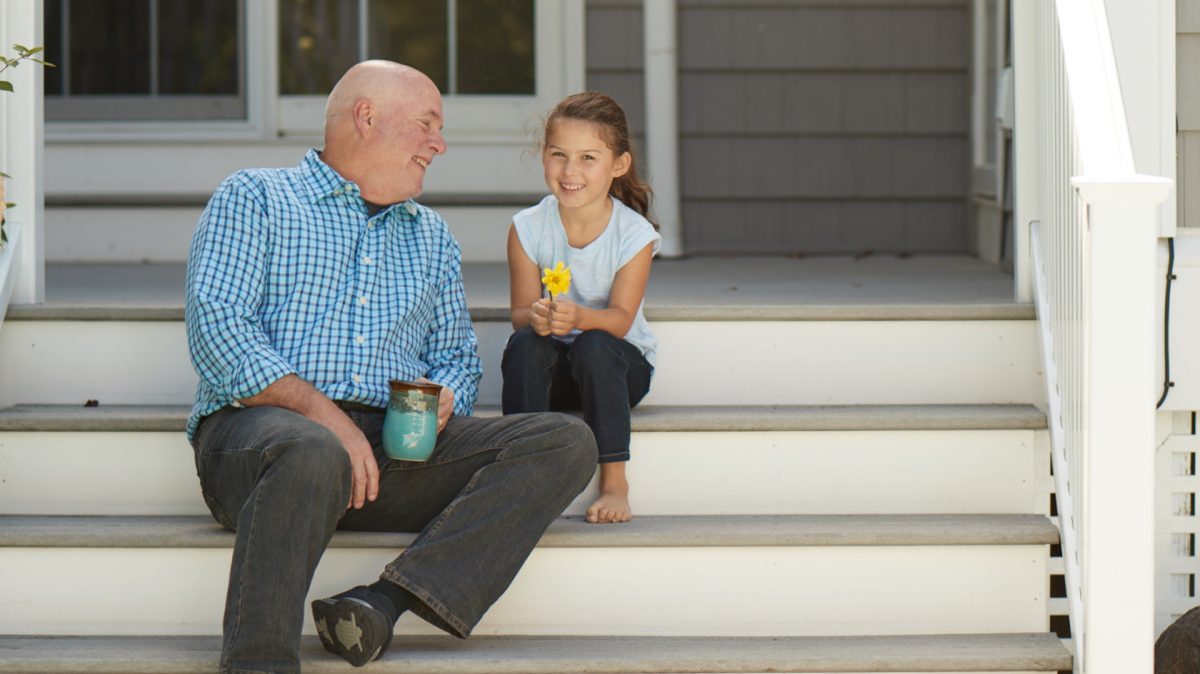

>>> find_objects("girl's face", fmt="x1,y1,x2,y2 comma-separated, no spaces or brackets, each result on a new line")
542,118,631,212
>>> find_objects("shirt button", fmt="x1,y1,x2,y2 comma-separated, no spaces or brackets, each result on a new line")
355,335,366,344
405,202,418,216
351,374,362,384
362,256,373,265
367,221,376,229
358,296,368,306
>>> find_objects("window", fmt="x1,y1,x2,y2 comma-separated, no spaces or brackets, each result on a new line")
279,0,534,96
43,0,581,141
44,0,245,121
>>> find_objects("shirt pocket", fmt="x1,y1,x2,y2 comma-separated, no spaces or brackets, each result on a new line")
382,267,438,351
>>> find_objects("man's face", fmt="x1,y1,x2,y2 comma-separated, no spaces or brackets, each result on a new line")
376,79,446,203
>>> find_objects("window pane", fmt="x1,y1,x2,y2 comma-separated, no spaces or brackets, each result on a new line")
70,0,150,95
279,0,360,95
159,0,239,95
43,0,63,95
367,0,448,93
456,0,533,94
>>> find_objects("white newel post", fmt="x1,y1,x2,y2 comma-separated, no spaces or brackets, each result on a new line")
643,0,682,257
1,0,46,304
1076,177,1170,674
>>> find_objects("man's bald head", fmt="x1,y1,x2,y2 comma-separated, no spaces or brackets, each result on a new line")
320,60,447,205
325,61,433,134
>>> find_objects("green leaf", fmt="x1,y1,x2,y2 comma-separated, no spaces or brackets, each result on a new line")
32,59,56,68
5,202,16,209
0,81,13,93
0,171,10,178
25,47,43,56
12,43,29,52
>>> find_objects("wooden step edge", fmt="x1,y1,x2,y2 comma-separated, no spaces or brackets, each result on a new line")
0,403,1048,433
4,303,1036,322
0,633,1073,673
0,514,1061,549
46,192,546,208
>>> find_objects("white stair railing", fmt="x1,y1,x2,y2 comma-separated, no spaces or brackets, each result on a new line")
1015,1,1170,672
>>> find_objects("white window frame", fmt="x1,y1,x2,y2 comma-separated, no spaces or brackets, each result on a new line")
45,0,584,145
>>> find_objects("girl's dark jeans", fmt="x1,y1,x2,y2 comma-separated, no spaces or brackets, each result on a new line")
500,327,653,463
192,405,596,674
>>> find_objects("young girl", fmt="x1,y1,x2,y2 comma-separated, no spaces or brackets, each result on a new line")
501,92,660,524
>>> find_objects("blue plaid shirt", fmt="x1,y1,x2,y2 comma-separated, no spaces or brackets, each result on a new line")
185,149,482,440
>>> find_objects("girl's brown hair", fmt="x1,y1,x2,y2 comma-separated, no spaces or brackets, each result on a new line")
544,92,658,229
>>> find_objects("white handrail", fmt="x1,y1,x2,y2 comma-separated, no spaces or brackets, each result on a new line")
1016,1,1170,672
1052,0,1133,173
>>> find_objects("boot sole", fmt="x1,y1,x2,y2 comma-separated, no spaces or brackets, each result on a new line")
311,596,393,667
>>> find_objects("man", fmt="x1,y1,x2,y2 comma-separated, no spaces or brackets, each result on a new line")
185,61,596,673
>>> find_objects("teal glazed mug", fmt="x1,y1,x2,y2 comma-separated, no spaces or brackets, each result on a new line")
382,379,442,461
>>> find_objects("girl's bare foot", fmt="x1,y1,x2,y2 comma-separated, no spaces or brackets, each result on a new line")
586,462,631,523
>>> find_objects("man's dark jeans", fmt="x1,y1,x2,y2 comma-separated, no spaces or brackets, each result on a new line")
192,405,596,674
501,328,652,463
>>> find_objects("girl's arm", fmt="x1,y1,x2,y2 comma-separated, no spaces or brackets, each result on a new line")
549,242,654,339
507,224,551,333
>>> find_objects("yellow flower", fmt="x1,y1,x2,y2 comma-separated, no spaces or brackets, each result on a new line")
541,262,571,298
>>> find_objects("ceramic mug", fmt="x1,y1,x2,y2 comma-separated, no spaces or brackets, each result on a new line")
382,379,442,461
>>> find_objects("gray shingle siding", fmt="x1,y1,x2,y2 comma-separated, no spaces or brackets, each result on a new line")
586,0,970,254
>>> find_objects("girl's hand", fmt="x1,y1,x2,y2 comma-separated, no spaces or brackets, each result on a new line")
548,298,583,336
530,298,553,336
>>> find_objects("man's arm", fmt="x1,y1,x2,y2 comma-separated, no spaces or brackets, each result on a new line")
185,175,296,402
185,175,378,508
421,235,483,416
241,375,380,508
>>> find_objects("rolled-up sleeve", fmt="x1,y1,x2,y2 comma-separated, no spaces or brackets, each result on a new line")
422,237,482,415
185,175,296,402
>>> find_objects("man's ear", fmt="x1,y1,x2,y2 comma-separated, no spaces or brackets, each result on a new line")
613,152,632,178
352,98,376,136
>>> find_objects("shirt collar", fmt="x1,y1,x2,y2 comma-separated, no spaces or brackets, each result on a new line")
299,149,420,219
300,149,360,205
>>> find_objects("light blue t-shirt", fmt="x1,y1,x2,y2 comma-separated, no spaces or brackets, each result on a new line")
513,194,661,367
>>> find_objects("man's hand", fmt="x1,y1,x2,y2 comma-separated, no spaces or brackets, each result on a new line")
241,374,380,510
417,377,455,433
548,299,583,336
530,298,553,336
332,422,380,510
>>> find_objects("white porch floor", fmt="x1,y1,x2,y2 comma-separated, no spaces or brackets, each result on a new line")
10,255,1030,320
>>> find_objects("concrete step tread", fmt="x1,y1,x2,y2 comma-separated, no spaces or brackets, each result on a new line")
7,259,1036,322
0,403,1048,432
46,191,545,207
0,633,1074,673
7,303,1036,322
2,513,1060,549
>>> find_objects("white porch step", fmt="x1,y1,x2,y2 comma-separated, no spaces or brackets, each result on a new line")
0,318,1039,408
45,196,527,264
0,404,1049,516
1,514,1057,637
0,633,1073,673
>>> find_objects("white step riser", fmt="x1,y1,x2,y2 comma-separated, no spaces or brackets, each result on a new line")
0,321,1039,408
0,430,1047,516
0,546,1048,636
45,206,512,265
